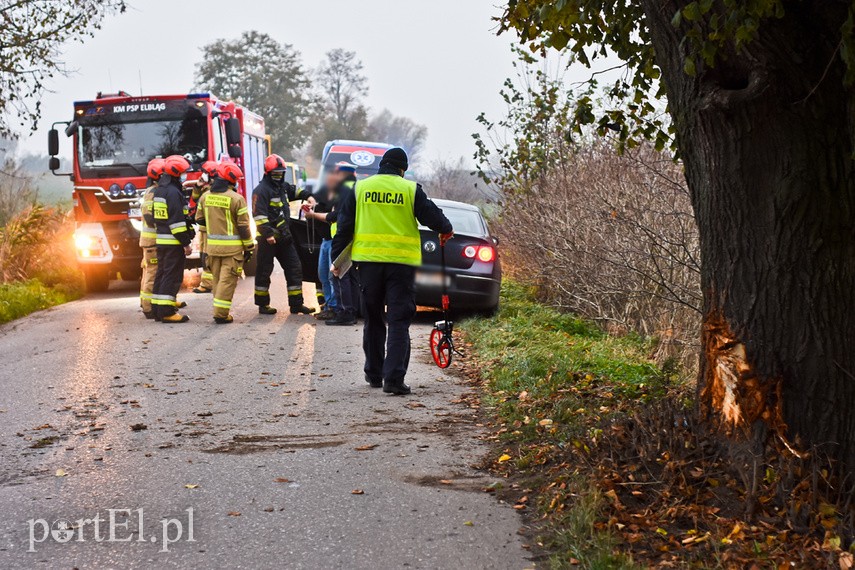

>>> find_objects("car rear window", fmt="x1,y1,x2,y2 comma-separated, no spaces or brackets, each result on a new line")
426,206,486,236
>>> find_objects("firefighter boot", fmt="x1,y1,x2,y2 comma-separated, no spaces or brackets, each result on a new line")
162,313,190,323
194,286,212,294
214,315,234,324
258,305,278,315
290,305,315,315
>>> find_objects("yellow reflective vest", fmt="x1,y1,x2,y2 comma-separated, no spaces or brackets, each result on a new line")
352,175,421,266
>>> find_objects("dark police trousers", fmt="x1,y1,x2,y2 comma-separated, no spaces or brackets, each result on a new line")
254,236,305,308
358,262,416,385
152,245,185,319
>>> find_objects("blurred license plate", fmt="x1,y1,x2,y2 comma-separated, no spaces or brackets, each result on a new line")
415,272,449,288
128,208,141,219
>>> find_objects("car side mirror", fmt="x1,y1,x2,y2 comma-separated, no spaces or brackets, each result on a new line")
48,156,60,171
491,236,500,246
64,121,79,137
48,129,59,156
225,118,241,145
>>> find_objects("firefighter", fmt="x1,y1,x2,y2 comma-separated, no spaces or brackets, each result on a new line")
150,155,195,323
252,154,315,315
192,160,218,294
139,158,165,319
331,148,453,395
195,162,254,323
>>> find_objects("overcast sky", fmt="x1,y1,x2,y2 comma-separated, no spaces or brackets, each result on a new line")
19,0,523,168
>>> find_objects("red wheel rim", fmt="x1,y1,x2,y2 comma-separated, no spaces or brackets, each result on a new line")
430,329,452,368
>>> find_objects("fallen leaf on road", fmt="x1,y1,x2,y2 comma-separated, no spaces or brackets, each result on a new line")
355,444,378,451
463,521,474,526
405,402,426,409
184,484,199,489
498,454,512,463
55,469,67,477
439,480,453,485
227,511,241,517
274,478,290,483
351,489,365,495
197,412,212,417
130,423,147,431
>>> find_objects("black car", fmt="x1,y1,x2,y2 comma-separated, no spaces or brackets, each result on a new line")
290,197,501,315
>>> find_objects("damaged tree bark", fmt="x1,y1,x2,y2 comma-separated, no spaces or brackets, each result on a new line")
642,1,855,464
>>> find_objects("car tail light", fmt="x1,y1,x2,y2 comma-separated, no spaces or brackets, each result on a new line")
461,245,496,262
477,246,495,262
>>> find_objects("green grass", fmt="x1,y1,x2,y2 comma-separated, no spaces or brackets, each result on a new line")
0,278,82,324
459,282,675,569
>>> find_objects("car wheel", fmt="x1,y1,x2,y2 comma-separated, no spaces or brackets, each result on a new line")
83,267,110,293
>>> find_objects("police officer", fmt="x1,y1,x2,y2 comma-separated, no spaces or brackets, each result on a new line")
195,162,254,323
331,148,453,395
252,154,315,315
150,155,195,323
139,158,165,319
192,160,218,294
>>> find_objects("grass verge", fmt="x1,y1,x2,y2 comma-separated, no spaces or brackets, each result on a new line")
0,278,82,325
460,282,855,568
458,281,679,568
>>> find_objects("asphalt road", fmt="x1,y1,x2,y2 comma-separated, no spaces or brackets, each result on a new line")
0,273,530,569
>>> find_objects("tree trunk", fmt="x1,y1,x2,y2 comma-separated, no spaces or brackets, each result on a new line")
641,1,855,463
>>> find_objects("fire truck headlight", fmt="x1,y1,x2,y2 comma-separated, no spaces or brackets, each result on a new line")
108,183,122,198
123,183,136,197
74,233,99,257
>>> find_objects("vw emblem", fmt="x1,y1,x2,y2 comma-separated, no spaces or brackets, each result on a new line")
424,241,437,253
350,151,375,167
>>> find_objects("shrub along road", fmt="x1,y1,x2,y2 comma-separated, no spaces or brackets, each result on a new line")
0,276,529,569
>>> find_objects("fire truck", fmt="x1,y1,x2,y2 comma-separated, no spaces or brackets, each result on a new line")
47,91,269,292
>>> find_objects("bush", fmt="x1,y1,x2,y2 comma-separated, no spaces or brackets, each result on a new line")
0,279,80,324
0,205,83,323
493,144,701,373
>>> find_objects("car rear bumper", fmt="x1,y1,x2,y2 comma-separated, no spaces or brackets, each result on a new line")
415,273,501,311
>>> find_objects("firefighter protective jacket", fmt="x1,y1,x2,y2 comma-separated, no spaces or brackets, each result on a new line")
252,176,311,240
138,184,157,248
149,176,193,247
196,179,254,256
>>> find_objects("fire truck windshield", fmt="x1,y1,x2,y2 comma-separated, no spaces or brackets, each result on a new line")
77,115,208,179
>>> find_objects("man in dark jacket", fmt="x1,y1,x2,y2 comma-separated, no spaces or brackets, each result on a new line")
332,148,453,395
149,155,195,323
252,154,315,315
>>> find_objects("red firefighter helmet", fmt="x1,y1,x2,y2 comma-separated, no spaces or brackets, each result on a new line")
200,161,218,176
264,154,287,174
217,162,243,184
147,158,165,179
163,155,190,177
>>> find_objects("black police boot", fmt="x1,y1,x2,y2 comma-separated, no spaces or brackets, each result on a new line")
258,305,278,315
326,310,356,326
365,374,383,388
290,304,315,315
383,381,411,396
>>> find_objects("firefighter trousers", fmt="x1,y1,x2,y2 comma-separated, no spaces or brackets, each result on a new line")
209,254,244,319
199,232,213,290
358,262,416,386
254,237,304,308
140,246,158,313
152,245,185,319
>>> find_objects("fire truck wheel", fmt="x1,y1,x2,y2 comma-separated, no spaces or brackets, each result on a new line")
244,253,258,277
83,268,110,293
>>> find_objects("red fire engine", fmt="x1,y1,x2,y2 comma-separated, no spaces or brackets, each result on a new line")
47,91,269,292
